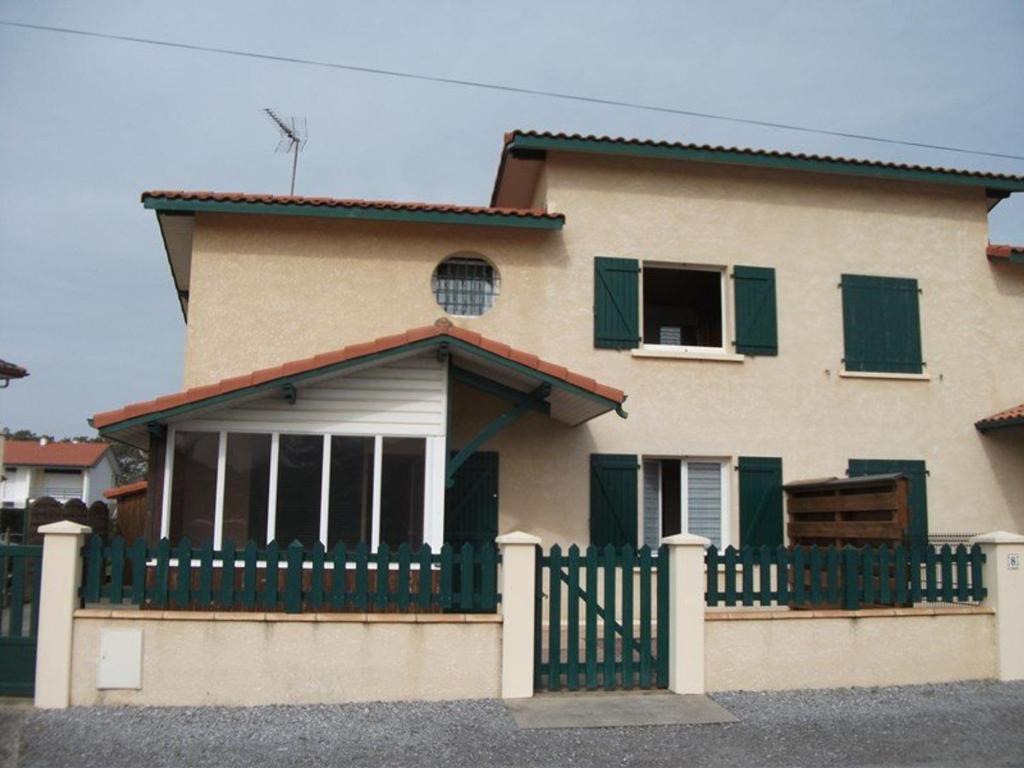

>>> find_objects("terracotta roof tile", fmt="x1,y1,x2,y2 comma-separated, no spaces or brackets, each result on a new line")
3,440,110,468
92,321,625,430
976,402,1024,431
987,243,1024,261
142,190,564,222
103,480,148,499
502,130,1024,183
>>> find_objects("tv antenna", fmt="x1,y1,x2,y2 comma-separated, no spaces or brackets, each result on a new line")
263,108,307,195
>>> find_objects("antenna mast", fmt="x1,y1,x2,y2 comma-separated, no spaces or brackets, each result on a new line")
263,108,307,195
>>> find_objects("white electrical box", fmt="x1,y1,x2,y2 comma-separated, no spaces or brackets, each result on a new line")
97,628,143,689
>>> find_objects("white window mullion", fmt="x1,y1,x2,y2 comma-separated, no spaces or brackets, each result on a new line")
160,428,174,540
267,433,280,544
213,431,227,549
319,434,332,547
370,435,383,551
679,460,689,536
720,460,731,549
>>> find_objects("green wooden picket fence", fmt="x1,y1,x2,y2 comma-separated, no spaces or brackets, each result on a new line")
0,544,42,696
80,536,500,614
705,543,986,610
536,544,669,692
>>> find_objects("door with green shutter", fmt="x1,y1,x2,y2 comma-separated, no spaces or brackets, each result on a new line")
590,454,638,547
444,452,499,548
738,457,784,547
594,257,640,349
841,275,923,373
848,459,928,545
733,266,778,356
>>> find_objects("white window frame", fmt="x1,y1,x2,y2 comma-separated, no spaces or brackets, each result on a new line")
638,261,729,355
640,455,731,547
160,425,444,551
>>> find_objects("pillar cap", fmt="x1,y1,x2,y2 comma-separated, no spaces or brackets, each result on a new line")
495,531,542,546
38,520,93,535
971,530,1024,545
662,532,711,548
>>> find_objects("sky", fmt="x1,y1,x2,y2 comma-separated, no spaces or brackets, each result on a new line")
1,0,1022,439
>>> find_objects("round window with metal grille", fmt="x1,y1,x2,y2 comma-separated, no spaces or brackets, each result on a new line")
431,255,500,316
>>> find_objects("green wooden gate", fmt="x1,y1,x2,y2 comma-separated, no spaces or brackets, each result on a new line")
0,544,43,697
535,544,668,691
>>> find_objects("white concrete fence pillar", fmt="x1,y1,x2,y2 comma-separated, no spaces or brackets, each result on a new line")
972,531,1024,682
496,531,540,699
34,520,91,709
664,532,710,695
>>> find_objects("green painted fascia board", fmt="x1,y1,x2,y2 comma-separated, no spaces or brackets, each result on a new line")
98,335,623,434
976,416,1024,433
143,197,564,230
508,135,1024,193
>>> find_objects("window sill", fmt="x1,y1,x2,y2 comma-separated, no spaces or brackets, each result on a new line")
631,347,745,363
839,369,931,382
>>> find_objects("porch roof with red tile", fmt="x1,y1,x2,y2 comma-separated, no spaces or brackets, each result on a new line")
975,402,1024,433
92,321,627,446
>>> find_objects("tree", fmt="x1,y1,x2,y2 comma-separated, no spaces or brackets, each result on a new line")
2,427,146,485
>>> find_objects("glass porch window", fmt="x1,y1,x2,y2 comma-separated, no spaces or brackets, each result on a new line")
222,433,271,545
274,435,323,548
328,436,375,546
168,431,218,544
380,437,425,548
163,430,429,549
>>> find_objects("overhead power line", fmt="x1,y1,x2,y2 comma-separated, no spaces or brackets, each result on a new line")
2,18,1023,163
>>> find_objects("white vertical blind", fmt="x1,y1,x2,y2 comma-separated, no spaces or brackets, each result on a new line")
642,460,661,547
687,461,722,546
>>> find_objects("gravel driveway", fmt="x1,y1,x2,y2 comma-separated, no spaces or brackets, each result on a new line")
12,680,1024,768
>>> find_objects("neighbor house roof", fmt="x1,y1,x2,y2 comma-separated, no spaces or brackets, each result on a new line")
92,320,627,445
492,129,1024,206
3,440,110,468
143,190,565,229
987,243,1024,263
103,480,148,499
975,403,1024,433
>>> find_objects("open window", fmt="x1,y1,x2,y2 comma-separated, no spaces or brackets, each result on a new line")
642,266,724,350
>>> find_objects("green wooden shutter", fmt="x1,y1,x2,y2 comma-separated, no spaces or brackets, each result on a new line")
733,266,778,356
594,257,640,349
848,459,929,545
738,457,783,547
841,275,923,373
590,454,638,547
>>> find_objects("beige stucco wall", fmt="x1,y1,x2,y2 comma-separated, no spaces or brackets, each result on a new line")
181,152,1024,544
705,608,997,691
70,612,501,706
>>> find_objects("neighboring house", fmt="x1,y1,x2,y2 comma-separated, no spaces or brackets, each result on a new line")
90,130,1024,553
0,439,116,507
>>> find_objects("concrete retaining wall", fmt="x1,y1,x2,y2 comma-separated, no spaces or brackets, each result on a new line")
70,610,502,707
705,607,997,692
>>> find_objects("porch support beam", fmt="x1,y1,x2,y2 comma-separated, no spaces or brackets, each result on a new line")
445,382,550,487
451,365,550,416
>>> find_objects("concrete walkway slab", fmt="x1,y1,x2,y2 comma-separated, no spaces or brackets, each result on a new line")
504,691,737,729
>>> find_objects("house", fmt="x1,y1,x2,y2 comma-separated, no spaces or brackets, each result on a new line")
89,130,1024,554
0,439,116,507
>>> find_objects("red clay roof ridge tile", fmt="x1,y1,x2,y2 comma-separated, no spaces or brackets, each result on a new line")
504,129,1024,182
141,190,563,220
